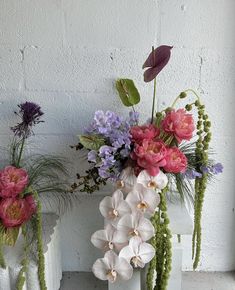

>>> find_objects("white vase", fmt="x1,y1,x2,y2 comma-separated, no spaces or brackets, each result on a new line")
108,270,142,290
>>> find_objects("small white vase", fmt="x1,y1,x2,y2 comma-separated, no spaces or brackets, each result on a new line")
108,269,142,290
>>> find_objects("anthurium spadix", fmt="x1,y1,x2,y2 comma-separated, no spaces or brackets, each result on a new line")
116,166,137,194
126,184,160,216
99,190,131,224
117,212,155,242
92,250,133,283
91,224,128,253
137,170,168,192
119,236,155,268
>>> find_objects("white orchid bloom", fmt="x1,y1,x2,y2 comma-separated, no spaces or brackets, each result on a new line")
91,224,128,252
126,184,160,216
119,236,155,268
137,170,168,192
116,166,137,194
92,250,133,283
117,213,155,242
99,190,131,224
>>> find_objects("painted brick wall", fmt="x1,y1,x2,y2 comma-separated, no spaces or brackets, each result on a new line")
0,0,234,272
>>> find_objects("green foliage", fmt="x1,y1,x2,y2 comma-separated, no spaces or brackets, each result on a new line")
79,135,105,150
116,79,140,107
0,243,6,269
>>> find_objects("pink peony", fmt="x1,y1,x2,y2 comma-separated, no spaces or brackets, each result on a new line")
0,166,29,198
161,109,195,143
131,139,167,176
163,147,187,173
0,195,36,228
130,124,160,144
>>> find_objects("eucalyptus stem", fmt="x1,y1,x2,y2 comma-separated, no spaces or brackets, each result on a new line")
16,137,26,167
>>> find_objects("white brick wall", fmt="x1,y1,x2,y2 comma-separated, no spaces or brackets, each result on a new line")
0,0,234,272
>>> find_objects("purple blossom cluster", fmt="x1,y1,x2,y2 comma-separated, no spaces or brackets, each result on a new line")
85,110,139,179
184,163,223,180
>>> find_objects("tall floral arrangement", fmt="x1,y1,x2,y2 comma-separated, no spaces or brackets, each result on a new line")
0,102,68,290
71,46,222,289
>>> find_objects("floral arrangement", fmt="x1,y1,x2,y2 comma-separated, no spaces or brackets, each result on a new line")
72,46,223,289
0,102,68,290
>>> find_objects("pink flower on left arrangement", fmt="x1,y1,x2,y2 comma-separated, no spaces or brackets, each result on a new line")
130,124,160,144
161,109,195,143
163,147,187,174
0,195,36,228
0,166,28,198
131,140,167,176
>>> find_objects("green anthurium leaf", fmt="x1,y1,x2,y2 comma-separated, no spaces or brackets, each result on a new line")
0,226,20,246
79,135,105,150
116,79,140,107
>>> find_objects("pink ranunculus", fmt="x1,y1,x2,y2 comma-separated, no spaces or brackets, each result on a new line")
161,109,195,143
131,139,167,176
163,147,187,173
0,166,29,198
0,195,36,228
130,124,160,144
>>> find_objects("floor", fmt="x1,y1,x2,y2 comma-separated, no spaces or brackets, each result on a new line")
60,271,235,290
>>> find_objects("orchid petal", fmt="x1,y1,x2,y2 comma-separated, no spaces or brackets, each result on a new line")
92,257,110,281
114,255,133,281
117,167,137,194
138,242,155,264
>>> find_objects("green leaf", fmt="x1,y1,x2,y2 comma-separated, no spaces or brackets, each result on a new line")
116,79,140,107
79,135,105,150
0,225,20,246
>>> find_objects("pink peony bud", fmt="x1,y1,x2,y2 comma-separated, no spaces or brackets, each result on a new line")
130,124,160,144
163,147,187,173
0,166,29,198
0,195,36,228
161,109,195,143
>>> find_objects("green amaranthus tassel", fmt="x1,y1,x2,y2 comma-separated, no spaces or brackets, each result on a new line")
0,243,6,269
190,99,211,269
16,226,29,290
34,191,47,290
146,187,172,290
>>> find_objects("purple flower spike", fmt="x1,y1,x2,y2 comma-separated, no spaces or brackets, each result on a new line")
11,101,44,138
184,169,202,179
143,45,173,82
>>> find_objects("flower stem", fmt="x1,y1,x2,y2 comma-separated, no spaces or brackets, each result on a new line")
151,77,157,124
16,137,25,167
0,243,6,269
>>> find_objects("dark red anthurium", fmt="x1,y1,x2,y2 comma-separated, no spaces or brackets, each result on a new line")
143,45,173,82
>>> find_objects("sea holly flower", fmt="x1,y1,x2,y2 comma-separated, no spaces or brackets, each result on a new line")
116,167,137,194
143,45,173,82
119,236,155,268
130,124,160,144
92,250,133,283
131,140,167,176
161,109,195,143
11,102,44,138
99,190,131,223
0,195,36,228
126,184,160,216
137,170,168,192
0,166,29,198
163,147,187,173
117,213,155,242
91,224,128,253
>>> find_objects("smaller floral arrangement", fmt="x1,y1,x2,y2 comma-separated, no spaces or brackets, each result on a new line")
72,46,223,289
0,102,68,290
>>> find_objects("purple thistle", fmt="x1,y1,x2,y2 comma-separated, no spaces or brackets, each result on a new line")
11,102,44,138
